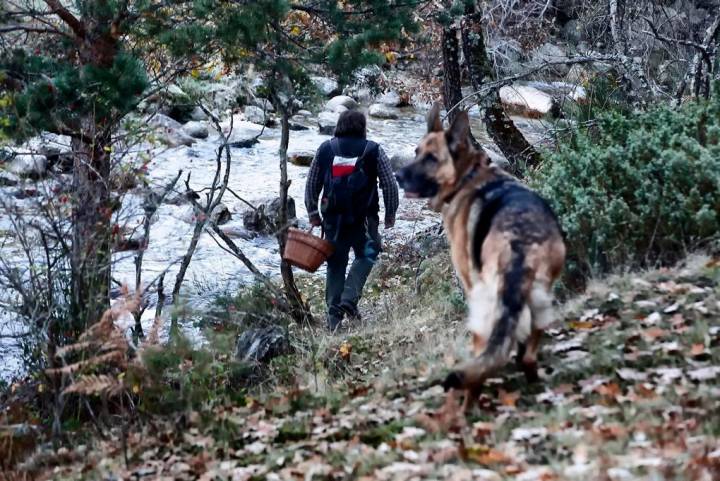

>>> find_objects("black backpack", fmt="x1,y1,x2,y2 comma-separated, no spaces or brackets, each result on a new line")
320,138,377,226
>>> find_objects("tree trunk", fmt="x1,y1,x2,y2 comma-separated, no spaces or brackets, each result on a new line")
609,0,626,55
441,25,464,126
70,132,113,331
278,109,313,324
460,10,542,175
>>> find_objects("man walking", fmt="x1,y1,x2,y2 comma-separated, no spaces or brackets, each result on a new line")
305,110,399,331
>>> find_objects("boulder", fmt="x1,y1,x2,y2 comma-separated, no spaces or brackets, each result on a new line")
210,203,232,225
289,151,315,167
223,120,263,148
296,110,312,117
235,325,289,363
499,85,559,118
149,113,183,130
0,171,20,187
531,43,571,77
527,81,588,105
368,103,400,119
389,150,415,172
482,147,509,168
561,19,585,44
249,97,275,112
318,111,339,135
243,197,296,234
149,114,196,147
354,87,374,105
311,76,340,97
326,95,357,112
244,105,269,125
7,154,48,178
220,225,255,240
189,106,209,121
567,64,590,83
289,122,309,131
377,90,408,107
182,121,209,139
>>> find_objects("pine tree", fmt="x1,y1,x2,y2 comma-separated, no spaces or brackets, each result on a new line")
0,1,419,332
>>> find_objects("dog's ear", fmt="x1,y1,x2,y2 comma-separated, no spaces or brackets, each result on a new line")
445,111,470,156
427,102,443,133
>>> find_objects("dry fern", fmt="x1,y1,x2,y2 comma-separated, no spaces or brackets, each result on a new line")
63,374,125,397
48,288,140,399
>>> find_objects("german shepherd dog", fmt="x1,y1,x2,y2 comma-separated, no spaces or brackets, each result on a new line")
395,104,566,411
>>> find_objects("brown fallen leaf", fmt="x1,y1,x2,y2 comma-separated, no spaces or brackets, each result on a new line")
339,341,352,360
498,389,520,408
463,444,510,465
568,320,594,330
690,343,706,357
642,327,668,340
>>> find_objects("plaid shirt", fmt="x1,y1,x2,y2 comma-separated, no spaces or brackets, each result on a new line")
305,143,399,225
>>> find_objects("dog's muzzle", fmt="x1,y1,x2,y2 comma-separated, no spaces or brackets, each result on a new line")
395,164,439,199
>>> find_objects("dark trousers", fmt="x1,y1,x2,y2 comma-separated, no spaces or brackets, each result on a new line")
324,216,381,318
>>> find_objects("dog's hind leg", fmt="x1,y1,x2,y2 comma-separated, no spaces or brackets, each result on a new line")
521,281,555,382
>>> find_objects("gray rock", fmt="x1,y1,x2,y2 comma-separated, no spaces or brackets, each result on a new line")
561,19,585,44
499,85,559,118
0,171,20,187
289,151,314,167
182,121,209,139
296,110,312,117
377,90,403,107
189,106,209,121
389,150,415,172
368,103,400,119
482,147,509,168
311,76,340,97
532,43,571,77
326,95,357,112
149,113,183,131
318,111,339,135
244,105,269,125
210,203,232,225
149,114,196,147
355,87,374,105
289,122,309,131
220,225,255,240
566,64,589,83
235,325,289,363
250,97,275,112
226,123,262,148
7,154,48,178
243,197,296,234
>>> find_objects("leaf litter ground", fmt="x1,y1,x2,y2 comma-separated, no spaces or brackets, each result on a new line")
39,256,720,480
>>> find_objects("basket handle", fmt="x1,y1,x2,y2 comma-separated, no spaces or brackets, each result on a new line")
309,225,327,239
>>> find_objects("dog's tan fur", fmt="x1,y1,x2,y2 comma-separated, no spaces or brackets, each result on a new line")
406,104,566,411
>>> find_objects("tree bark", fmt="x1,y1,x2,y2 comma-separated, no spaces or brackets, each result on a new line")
609,0,626,55
441,25,464,126
278,109,313,324
460,10,542,174
70,128,113,331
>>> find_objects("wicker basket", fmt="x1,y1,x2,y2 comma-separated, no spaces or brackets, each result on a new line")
283,227,334,272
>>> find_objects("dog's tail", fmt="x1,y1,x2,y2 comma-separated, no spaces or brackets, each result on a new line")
443,240,531,391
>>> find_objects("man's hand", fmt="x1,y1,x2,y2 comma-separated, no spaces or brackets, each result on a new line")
310,215,322,227
384,219,395,229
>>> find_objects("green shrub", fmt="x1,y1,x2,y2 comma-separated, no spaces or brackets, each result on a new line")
132,333,252,413
533,95,720,287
